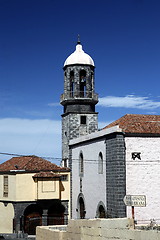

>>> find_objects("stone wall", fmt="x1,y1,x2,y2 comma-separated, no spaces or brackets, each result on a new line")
62,113,98,161
106,133,126,218
36,218,160,240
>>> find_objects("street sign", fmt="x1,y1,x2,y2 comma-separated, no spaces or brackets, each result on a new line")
123,195,132,206
123,195,146,207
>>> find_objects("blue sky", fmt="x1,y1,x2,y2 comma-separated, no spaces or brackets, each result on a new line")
1,0,160,163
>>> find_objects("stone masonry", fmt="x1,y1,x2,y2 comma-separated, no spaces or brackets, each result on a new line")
105,133,126,218
62,113,98,161
61,63,98,163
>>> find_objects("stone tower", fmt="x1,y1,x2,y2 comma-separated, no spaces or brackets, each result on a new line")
60,40,98,167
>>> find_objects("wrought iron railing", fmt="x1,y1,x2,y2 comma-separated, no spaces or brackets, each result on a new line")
60,91,98,102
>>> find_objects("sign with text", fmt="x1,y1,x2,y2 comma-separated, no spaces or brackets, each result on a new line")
124,195,146,207
123,195,132,206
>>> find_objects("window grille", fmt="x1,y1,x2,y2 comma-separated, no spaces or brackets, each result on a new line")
3,176,8,197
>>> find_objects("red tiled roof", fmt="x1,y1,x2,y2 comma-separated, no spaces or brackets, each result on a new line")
0,155,69,173
33,171,61,178
104,114,160,134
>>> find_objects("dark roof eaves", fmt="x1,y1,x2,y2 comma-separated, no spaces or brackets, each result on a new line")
0,168,70,174
124,132,160,137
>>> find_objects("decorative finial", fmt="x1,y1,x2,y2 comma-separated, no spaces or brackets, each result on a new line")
77,34,81,45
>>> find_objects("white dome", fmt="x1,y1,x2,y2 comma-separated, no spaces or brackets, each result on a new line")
64,43,94,67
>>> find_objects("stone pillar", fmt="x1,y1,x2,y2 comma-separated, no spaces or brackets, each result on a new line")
61,201,69,225
42,209,48,226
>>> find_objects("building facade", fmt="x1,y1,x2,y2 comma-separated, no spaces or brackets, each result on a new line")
69,114,160,224
0,156,70,235
70,126,126,219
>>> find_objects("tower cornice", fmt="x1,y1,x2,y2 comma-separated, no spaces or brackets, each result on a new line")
63,63,95,71
60,93,98,106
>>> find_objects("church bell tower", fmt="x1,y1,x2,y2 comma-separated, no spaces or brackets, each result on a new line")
61,39,98,166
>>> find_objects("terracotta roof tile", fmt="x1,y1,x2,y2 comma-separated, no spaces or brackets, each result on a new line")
104,114,160,134
0,155,69,173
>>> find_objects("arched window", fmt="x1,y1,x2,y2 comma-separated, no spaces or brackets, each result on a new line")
98,205,106,218
96,202,106,218
79,152,84,176
98,152,103,174
77,193,86,219
79,70,86,97
79,197,85,219
70,71,74,97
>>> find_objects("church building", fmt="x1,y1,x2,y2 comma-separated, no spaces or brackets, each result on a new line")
61,40,160,224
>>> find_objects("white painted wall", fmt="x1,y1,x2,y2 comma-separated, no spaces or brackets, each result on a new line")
0,202,14,233
126,136,160,224
71,138,106,219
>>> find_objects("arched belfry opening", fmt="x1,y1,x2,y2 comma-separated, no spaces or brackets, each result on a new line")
61,40,98,166
80,70,86,97
70,70,74,97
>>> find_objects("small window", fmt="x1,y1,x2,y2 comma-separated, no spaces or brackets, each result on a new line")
3,176,8,197
79,152,84,176
63,158,68,167
80,116,86,125
61,175,68,181
98,152,103,174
